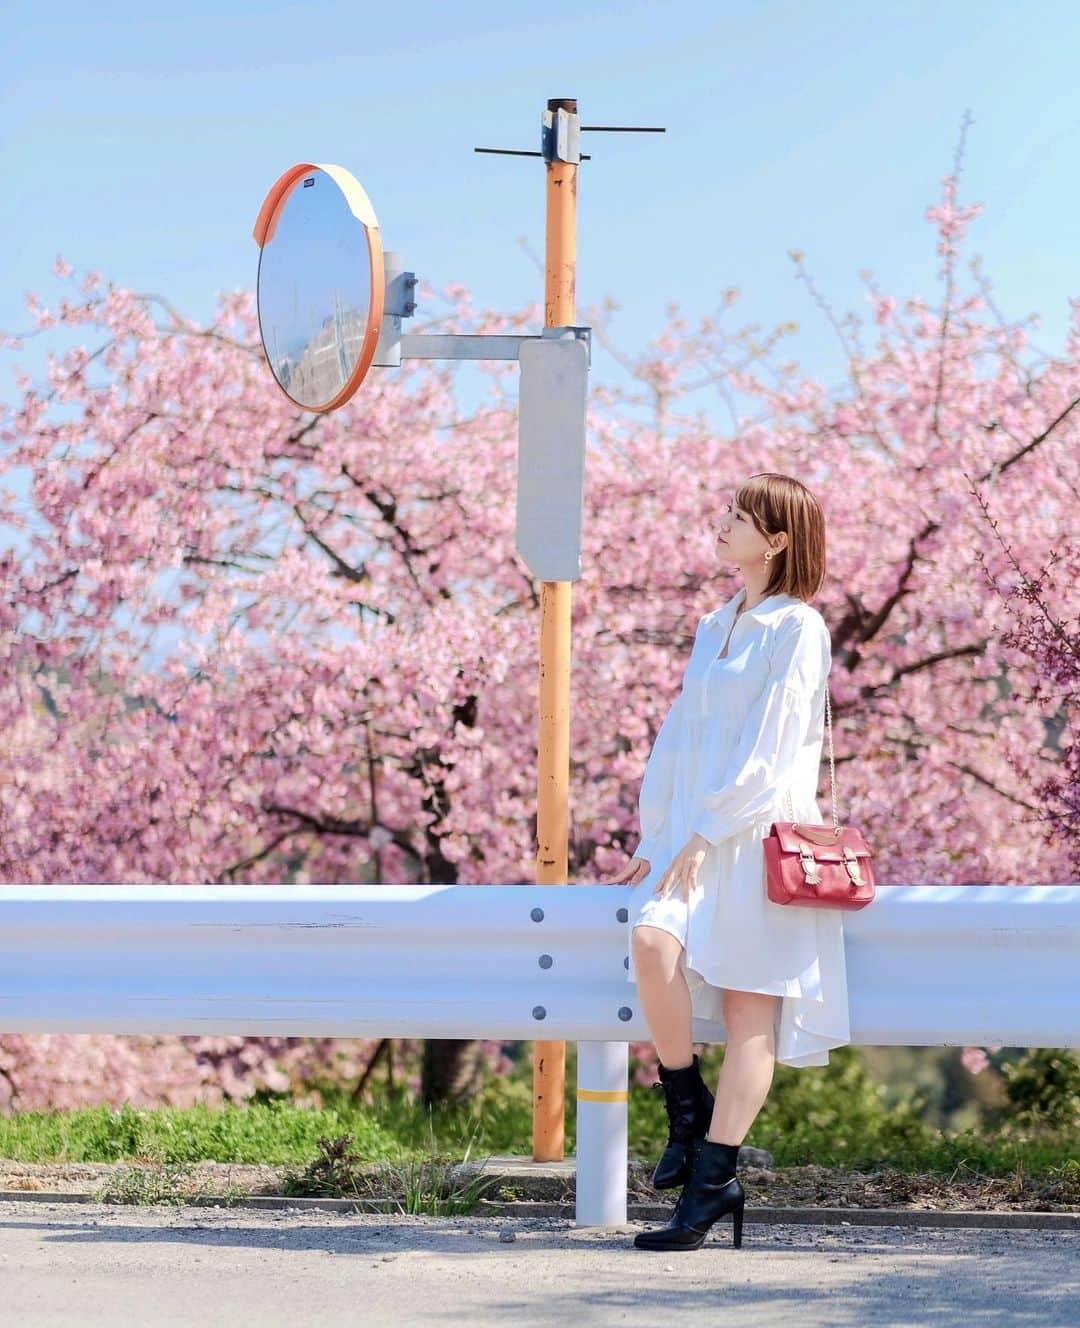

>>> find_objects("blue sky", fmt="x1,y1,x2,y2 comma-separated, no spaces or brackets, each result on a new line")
2,0,1078,424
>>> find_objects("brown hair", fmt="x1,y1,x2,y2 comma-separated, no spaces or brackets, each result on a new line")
733,472,827,601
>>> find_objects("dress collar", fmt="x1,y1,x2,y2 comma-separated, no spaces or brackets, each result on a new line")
723,587,800,622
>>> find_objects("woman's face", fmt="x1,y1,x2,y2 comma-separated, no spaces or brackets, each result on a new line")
717,495,772,566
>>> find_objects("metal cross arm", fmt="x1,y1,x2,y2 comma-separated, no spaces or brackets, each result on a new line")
372,252,590,369
395,326,591,363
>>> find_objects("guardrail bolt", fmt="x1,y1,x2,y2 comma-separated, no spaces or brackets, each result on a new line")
538,953,553,969
532,1005,547,1020
616,907,628,923
617,1006,633,1021
530,907,545,923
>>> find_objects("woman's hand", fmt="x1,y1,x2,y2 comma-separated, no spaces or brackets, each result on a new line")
652,833,710,904
607,854,651,886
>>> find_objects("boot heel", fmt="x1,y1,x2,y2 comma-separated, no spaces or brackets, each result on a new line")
634,1142,744,1253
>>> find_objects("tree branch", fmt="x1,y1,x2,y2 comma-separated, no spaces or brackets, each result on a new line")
218,828,299,882
943,760,1041,814
857,640,990,696
981,394,1080,482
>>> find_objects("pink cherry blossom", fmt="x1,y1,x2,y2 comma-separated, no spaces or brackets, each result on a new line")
960,1047,990,1075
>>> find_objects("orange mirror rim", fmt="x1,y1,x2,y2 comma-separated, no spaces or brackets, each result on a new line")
252,162,386,414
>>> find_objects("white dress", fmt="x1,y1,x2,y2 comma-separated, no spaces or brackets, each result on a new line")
625,587,851,1068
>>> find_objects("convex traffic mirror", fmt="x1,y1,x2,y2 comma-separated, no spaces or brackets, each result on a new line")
252,163,385,413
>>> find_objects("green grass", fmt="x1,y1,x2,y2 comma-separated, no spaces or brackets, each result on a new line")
0,1044,1074,1184
0,1097,403,1167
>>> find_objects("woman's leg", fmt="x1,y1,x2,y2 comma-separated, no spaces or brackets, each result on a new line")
706,989,780,1145
630,924,694,1069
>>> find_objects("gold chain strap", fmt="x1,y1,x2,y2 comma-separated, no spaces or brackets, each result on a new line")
782,687,838,831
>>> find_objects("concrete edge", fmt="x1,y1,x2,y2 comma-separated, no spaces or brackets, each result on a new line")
0,1190,1076,1230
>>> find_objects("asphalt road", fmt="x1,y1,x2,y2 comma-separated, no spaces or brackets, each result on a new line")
1,1200,1077,1327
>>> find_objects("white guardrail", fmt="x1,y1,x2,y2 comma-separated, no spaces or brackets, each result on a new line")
1,884,1078,1225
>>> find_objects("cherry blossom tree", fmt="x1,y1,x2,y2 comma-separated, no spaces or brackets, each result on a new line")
0,133,1076,1112
970,487,1079,870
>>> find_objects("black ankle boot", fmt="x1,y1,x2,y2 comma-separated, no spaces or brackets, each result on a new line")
649,1053,716,1190
634,1138,745,1251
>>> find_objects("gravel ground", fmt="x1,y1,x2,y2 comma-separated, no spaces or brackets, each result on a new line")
1,1198,1077,1327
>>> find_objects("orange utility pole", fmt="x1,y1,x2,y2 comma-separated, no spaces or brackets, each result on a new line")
532,96,578,1161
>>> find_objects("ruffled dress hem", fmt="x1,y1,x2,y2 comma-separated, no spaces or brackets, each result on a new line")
627,917,851,1069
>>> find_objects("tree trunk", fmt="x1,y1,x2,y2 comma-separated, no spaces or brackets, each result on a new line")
420,1039,486,1109
413,691,489,1110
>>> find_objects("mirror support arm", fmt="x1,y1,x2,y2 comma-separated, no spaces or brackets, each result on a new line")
398,328,591,363
372,252,589,367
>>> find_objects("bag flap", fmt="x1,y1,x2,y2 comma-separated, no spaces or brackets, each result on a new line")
771,822,872,858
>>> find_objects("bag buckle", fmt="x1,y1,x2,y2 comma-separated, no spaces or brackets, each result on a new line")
843,847,863,888
798,843,821,887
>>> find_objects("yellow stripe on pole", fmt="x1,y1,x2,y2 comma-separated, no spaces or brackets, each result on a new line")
575,1088,629,1103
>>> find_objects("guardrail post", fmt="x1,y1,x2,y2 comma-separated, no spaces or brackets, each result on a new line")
574,1039,629,1225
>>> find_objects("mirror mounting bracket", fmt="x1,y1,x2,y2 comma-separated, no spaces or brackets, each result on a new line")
374,250,590,368
398,326,591,364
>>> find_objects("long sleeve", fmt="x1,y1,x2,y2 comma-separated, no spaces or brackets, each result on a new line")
632,689,685,865
690,611,831,846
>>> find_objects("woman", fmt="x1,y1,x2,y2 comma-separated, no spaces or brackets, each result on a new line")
608,472,851,1252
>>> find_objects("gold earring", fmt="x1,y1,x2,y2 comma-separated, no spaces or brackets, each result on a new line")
764,551,773,563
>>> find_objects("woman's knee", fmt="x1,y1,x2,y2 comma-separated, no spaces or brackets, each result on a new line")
631,924,684,978
722,988,779,1040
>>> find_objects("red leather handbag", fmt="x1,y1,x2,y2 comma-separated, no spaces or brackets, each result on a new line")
763,689,876,909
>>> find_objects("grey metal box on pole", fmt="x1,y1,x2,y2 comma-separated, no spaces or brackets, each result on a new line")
516,334,589,583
